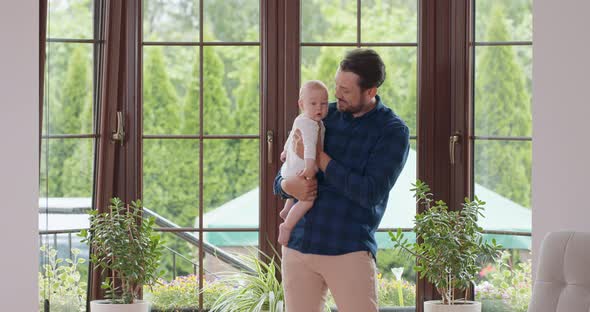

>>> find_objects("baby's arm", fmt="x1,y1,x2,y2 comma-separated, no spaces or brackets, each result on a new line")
298,158,318,179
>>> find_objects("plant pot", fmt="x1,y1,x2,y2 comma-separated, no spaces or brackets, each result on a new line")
424,300,481,312
90,300,150,312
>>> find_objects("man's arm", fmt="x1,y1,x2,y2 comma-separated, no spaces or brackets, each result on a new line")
320,125,410,209
273,171,318,202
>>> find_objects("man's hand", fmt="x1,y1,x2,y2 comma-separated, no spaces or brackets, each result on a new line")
298,166,318,180
281,175,317,201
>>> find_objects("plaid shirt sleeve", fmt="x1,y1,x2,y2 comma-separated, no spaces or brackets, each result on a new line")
323,124,410,209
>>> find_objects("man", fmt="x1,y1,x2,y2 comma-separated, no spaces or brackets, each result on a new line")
274,48,410,311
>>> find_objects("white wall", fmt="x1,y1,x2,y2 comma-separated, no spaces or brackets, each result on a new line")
533,0,590,260
0,1,39,310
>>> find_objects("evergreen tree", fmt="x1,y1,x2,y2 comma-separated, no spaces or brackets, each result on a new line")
227,50,260,205
474,5,532,208
48,46,92,197
143,47,200,227
143,47,198,277
60,91,94,197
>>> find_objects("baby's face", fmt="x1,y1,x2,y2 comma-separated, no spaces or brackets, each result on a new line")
300,88,329,122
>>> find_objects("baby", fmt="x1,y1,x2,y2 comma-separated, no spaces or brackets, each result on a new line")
278,80,329,246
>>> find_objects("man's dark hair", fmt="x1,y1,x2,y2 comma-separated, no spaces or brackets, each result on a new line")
339,48,386,90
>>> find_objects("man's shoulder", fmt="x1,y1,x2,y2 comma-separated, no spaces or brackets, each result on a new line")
375,103,409,134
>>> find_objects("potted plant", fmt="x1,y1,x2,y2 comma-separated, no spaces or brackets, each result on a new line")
80,197,164,312
389,180,502,312
204,252,285,312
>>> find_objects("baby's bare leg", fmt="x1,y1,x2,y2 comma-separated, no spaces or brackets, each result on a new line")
280,198,295,220
278,200,314,246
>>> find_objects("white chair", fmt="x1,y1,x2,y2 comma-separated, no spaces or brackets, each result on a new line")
528,231,590,312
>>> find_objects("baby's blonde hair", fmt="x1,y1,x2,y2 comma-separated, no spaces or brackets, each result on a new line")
299,80,329,99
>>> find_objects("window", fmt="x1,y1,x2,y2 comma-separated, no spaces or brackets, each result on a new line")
471,0,533,311
299,0,419,309
141,1,261,309
38,1,534,310
39,0,100,310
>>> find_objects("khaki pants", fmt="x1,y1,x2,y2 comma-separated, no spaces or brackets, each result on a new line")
281,246,378,312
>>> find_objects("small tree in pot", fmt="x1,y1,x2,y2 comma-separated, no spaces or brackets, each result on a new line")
389,180,502,312
80,198,164,312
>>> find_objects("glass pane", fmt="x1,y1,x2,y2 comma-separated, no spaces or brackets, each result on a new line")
203,46,260,135
38,196,91,312
203,232,264,310
147,232,264,311
143,139,199,228
204,231,260,275
361,0,418,43
474,141,532,220
301,0,357,43
143,46,200,135
372,47,417,136
38,235,89,311
143,0,199,42
474,46,532,137
203,139,260,226
204,0,260,42
145,232,200,310
378,134,416,309
48,0,93,39
39,139,95,198
475,0,533,42
379,147,416,230
374,246,417,309
476,248,532,312
301,46,349,102
45,43,94,135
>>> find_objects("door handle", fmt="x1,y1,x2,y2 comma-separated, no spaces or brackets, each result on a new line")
112,111,125,145
449,132,460,165
266,130,274,164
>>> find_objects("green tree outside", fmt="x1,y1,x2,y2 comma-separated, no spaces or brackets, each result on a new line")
474,4,532,208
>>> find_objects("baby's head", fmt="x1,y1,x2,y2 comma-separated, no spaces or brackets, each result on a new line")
299,80,329,122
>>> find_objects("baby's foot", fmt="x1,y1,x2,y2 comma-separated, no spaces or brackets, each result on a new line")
279,207,289,220
278,223,292,246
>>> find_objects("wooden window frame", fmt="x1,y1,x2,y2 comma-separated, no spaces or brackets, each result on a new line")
64,0,529,309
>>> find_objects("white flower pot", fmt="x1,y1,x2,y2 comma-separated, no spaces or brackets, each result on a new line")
90,300,150,312
424,300,481,312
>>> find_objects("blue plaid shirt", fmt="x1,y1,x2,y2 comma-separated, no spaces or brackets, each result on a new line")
274,95,410,257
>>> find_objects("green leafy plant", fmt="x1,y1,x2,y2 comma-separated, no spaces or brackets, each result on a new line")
389,180,502,304
146,274,232,311
203,252,286,312
475,251,532,312
80,197,164,304
325,272,416,308
38,246,87,312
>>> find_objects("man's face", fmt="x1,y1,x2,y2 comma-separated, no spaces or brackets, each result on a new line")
334,69,372,115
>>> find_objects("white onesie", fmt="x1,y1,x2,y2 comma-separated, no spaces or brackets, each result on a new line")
280,114,325,177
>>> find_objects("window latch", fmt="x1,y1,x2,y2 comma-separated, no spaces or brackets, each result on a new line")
112,111,125,145
449,132,461,165
266,130,274,164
